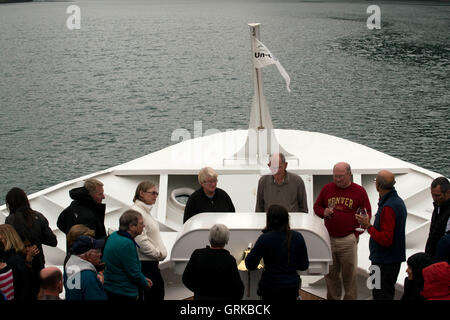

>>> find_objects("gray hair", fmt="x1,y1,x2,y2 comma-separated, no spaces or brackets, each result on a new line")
119,210,142,232
208,224,230,248
198,167,218,184
84,178,104,193
270,152,286,165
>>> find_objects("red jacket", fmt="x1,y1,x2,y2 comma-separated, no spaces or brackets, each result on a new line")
421,262,450,300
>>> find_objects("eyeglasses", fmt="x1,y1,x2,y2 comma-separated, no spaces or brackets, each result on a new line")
144,191,159,196
203,179,217,184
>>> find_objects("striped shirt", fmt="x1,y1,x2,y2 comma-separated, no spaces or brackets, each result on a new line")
0,265,14,300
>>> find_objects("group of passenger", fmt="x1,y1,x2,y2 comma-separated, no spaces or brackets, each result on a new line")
0,152,449,301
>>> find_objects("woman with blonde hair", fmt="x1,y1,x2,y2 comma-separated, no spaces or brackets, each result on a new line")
0,224,35,300
63,224,96,268
131,181,167,301
183,167,235,223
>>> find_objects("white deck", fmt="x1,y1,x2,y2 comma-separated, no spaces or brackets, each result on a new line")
0,129,441,300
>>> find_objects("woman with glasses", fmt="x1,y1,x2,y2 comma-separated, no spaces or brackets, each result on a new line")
183,167,235,223
131,181,167,301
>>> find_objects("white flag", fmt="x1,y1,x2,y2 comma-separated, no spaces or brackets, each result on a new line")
253,37,291,93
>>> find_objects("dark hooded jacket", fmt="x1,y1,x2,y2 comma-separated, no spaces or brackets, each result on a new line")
57,187,106,239
401,252,433,300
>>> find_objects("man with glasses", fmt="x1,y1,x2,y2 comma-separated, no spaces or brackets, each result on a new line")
255,152,308,213
64,236,107,300
313,162,371,300
183,167,235,223
102,210,152,300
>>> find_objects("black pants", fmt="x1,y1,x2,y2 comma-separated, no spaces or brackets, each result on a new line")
372,263,401,300
140,261,165,301
259,286,299,301
105,289,138,301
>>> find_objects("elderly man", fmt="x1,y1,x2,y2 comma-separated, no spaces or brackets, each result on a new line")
313,162,371,300
255,152,308,213
183,167,235,223
425,177,450,259
356,170,407,300
64,236,107,300
38,267,63,300
57,178,107,240
102,210,152,300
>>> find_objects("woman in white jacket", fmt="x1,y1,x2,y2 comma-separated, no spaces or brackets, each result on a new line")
131,181,167,301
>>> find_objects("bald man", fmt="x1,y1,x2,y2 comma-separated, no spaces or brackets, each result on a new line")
356,170,407,300
314,162,371,300
38,267,63,300
255,152,308,213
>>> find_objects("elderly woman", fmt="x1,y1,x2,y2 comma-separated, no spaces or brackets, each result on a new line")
183,167,235,223
131,181,167,301
245,204,309,300
182,224,244,300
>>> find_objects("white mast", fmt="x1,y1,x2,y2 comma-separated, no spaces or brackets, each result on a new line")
226,23,296,166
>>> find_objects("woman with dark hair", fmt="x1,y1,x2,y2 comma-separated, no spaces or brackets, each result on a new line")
401,252,433,300
5,187,57,299
245,204,309,300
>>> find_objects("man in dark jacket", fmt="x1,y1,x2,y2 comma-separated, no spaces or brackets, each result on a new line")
356,170,407,300
425,177,450,259
57,178,106,240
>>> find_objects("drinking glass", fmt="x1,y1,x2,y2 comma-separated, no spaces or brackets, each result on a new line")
355,207,367,232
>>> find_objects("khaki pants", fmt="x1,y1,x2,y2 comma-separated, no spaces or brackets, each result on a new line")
325,233,358,300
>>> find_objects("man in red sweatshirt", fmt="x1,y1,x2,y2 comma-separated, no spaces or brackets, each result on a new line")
314,162,371,300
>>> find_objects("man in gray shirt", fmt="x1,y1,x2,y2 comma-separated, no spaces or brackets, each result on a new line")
255,152,308,213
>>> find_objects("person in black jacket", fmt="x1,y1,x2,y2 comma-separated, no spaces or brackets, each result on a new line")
57,178,107,240
401,252,433,300
5,187,57,299
183,167,235,223
182,224,244,300
5,188,57,269
245,205,309,300
425,177,450,258
0,224,35,300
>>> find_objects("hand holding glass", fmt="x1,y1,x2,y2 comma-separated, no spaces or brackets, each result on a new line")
327,198,336,219
355,207,367,232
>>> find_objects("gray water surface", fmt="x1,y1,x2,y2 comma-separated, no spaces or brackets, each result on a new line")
0,0,449,201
